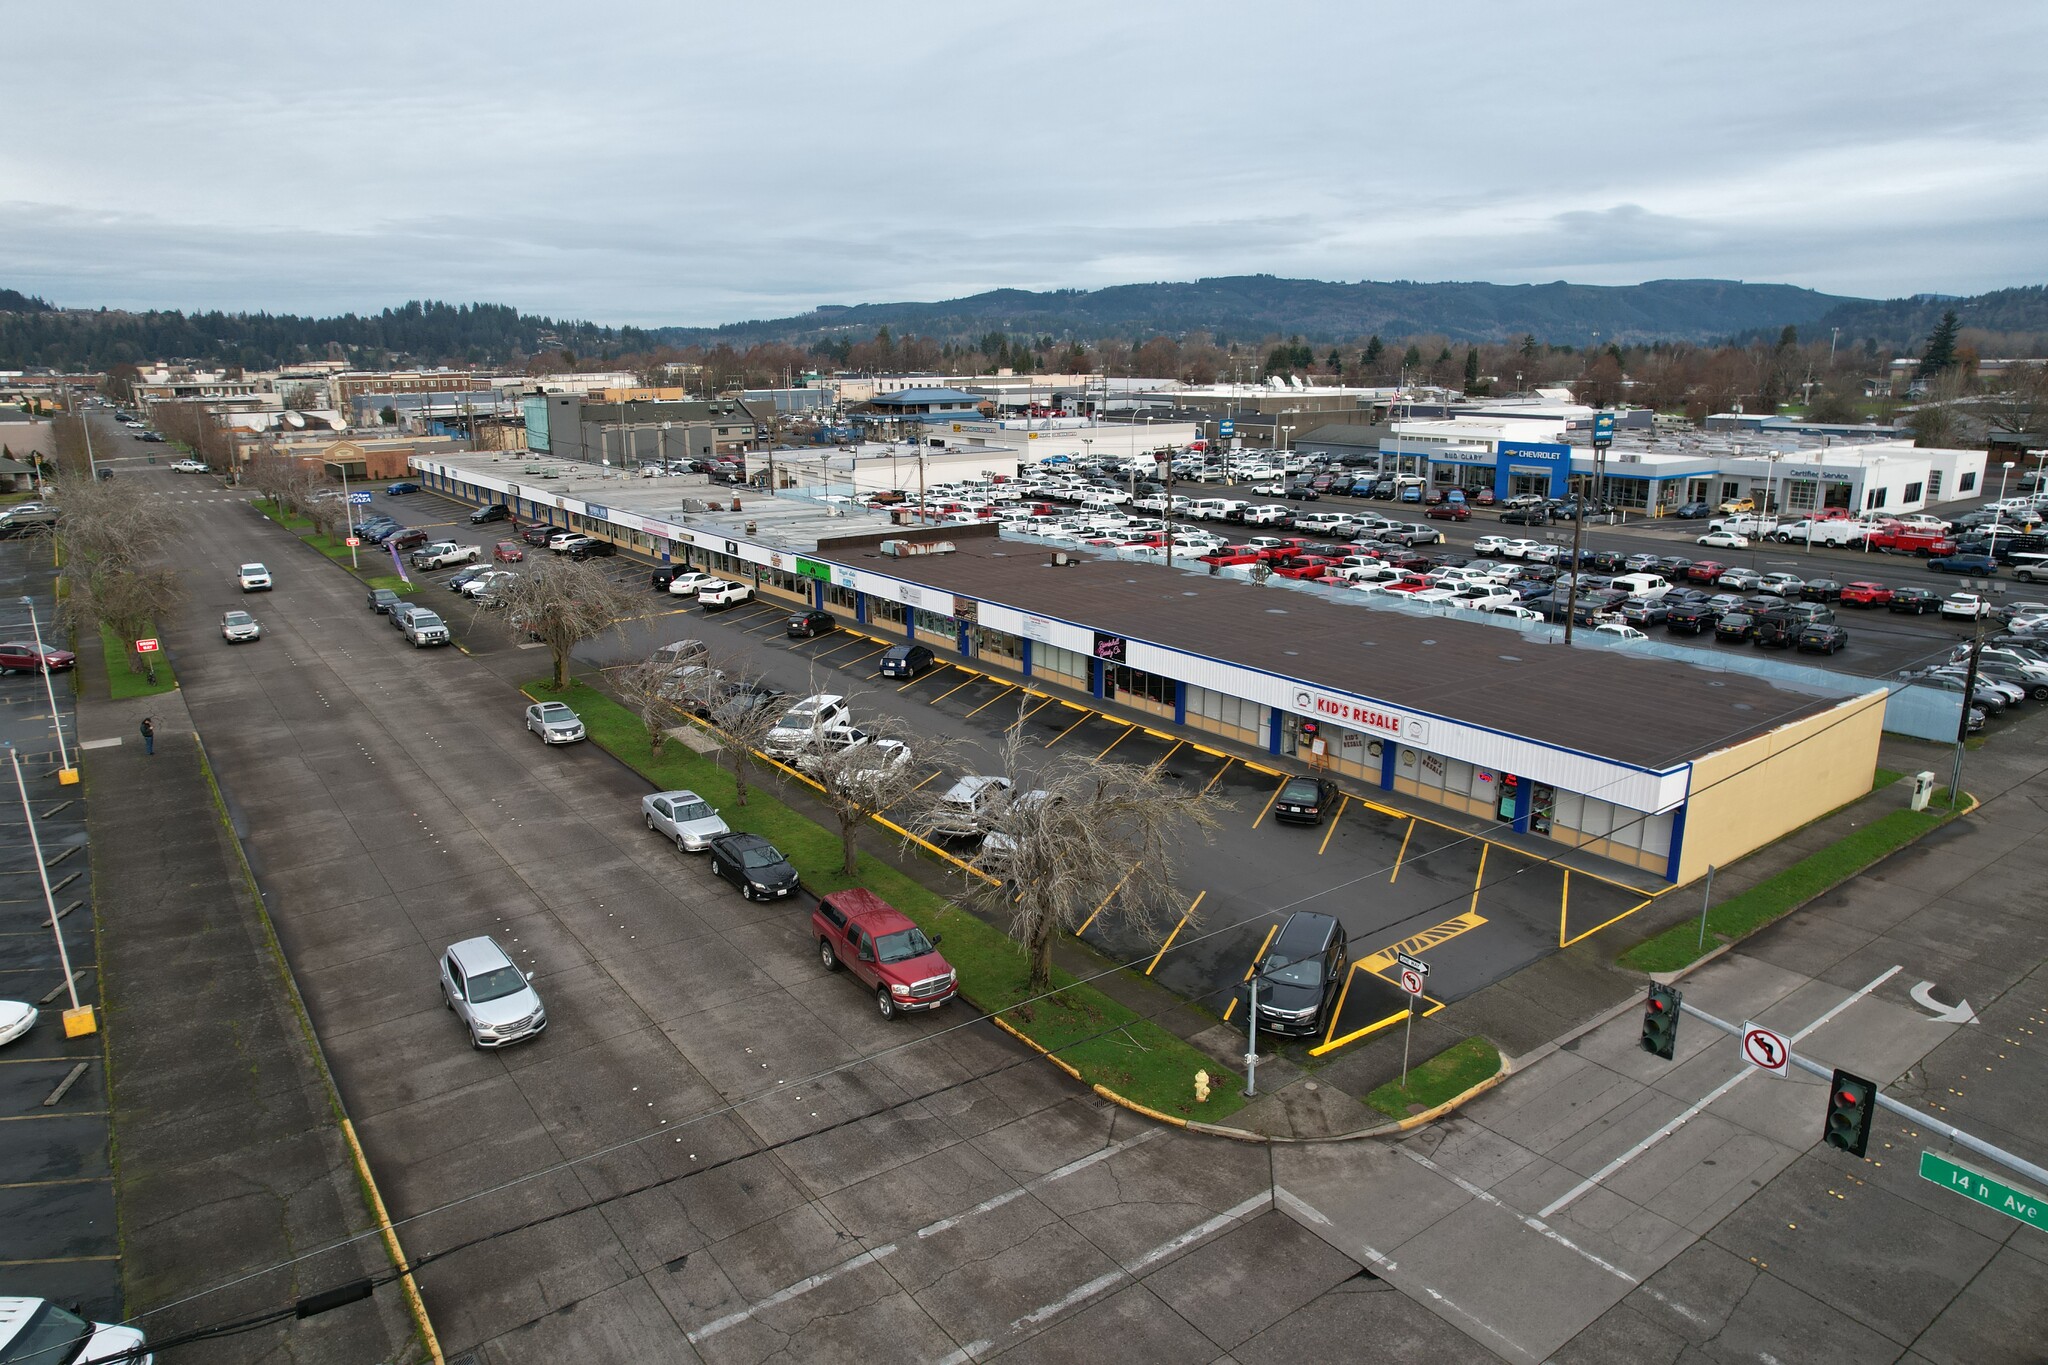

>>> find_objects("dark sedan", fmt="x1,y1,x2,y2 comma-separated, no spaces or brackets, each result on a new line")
521,523,557,547
1673,502,1714,519
1497,507,1549,526
1799,579,1843,602
1272,775,1339,825
787,609,836,638
568,539,615,560
706,832,799,900
386,481,421,495
0,641,76,673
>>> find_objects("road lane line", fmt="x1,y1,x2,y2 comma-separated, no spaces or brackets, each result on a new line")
1396,1148,1636,1284
916,1129,1161,1239
1274,1186,1534,1363
1538,965,1903,1218
1145,890,1204,975
1317,795,1348,855
1390,817,1415,882
687,1244,900,1343
1009,1192,1269,1332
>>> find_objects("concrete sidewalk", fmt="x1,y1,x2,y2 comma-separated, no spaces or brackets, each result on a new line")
83,686,420,1362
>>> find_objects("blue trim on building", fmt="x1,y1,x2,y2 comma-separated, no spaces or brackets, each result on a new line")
1268,708,1282,755
1173,681,1186,725
1020,638,1033,676
1379,739,1397,790
1663,800,1688,884
1089,657,1105,700
1512,776,1533,834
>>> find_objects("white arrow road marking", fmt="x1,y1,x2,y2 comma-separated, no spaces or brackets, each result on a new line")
1911,980,1976,1024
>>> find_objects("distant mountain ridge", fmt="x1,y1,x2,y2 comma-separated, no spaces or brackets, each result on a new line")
4,276,2045,371
664,276,1861,349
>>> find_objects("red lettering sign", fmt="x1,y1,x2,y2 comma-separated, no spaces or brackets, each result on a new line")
1311,695,1402,735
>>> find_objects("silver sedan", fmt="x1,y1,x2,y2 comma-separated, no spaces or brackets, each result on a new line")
641,789,731,852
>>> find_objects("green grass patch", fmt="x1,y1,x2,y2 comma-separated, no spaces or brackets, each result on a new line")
306,533,361,565
1619,792,1968,974
97,623,178,699
362,574,416,596
1872,768,1903,790
543,678,1247,1120
1365,1038,1501,1119
0,489,43,506
252,498,313,531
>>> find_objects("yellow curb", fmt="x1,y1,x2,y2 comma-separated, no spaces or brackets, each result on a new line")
1388,1062,1510,1130
342,1119,444,1365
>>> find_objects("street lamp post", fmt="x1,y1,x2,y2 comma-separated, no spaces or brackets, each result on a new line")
20,597,75,783
1991,461,2015,560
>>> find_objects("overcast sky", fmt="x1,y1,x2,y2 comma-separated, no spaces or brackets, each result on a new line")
4,2,2043,327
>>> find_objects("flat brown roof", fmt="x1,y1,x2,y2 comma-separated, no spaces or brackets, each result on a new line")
847,540,1853,769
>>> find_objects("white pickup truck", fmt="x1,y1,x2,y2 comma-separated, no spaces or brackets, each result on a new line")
410,541,480,569
1769,519,1872,547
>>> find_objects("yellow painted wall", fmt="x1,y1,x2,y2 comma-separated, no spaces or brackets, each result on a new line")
1675,689,1887,884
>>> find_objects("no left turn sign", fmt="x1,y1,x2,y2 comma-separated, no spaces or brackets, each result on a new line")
1399,966,1426,997
1742,1023,1790,1077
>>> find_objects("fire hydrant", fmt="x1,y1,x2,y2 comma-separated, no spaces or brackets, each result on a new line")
1193,1070,1212,1104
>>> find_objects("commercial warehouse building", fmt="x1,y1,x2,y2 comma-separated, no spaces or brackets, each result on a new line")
412,451,1889,886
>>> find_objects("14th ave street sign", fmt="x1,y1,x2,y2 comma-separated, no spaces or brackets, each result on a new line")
1919,1150,2048,1232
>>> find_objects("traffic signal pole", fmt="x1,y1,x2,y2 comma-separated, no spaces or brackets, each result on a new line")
1674,997,2048,1189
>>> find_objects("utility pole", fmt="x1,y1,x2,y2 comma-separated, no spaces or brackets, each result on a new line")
1950,584,1990,807
1562,474,1588,645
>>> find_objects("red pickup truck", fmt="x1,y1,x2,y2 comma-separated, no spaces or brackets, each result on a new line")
1866,528,1956,556
813,889,958,1020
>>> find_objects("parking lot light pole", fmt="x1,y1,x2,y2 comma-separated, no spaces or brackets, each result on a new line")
10,743,91,1035
1991,462,2015,561
1244,973,1261,1097
19,597,73,782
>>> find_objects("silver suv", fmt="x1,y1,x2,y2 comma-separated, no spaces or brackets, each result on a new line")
440,936,546,1048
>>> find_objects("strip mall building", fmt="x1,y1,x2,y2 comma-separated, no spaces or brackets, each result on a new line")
414,452,1888,886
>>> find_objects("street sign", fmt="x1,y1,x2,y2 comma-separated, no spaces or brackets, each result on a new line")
1398,966,1426,997
1742,1022,1790,1076
349,491,374,504
1919,1150,2048,1232
1395,951,1430,976
344,536,361,547
1219,420,1235,436
134,638,160,654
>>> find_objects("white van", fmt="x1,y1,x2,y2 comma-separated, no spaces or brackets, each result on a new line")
1609,572,1672,600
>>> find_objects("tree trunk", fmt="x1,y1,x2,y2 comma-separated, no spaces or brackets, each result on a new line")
551,645,570,691
841,818,859,877
1027,920,1055,996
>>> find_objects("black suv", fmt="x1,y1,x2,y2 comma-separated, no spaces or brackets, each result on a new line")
568,539,615,560
469,504,511,524
1249,912,1349,1038
878,644,937,679
1665,602,1717,635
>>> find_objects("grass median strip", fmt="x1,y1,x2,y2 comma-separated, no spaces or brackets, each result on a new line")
1365,1037,1501,1119
95,623,177,699
536,678,1247,1121
1618,789,1969,975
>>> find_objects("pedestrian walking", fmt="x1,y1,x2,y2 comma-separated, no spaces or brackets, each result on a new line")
140,717,154,756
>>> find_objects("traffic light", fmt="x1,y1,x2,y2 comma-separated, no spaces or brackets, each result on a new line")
1640,983,1680,1059
1824,1069,1877,1157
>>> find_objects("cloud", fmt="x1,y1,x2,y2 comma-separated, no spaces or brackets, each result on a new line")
4,1,2044,323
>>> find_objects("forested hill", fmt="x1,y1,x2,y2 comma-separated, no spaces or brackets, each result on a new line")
1803,285,2048,350
665,277,1860,350
0,299,639,372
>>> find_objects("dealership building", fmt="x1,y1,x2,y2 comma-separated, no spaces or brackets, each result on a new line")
412,451,1890,886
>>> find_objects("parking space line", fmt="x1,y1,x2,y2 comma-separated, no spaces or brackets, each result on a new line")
1359,798,1406,820
1075,870,1132,936
1145,890,1205,975
1317,795,1348,855
1221,921,1283,1022
1045,710,1093,745
1200,757,1235,795
1390,817,1416,882
929,671,980,704
1095,724,1136,759
1008,695,1057,729
1557,870,1570,947
963,684,1020,719
1146,740,1184,773
1469,844,1488,916
1250,775,1288,829
1356,910,1488,974
1561,895,1656,949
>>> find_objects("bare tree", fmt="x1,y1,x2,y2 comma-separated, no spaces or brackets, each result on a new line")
61,567,183,676
491,552,637,691
799,704,963,876
1984,360,2048,436
965,721,1227,997
1906,368,1975,448
50,474,179,576
245,448,322,517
